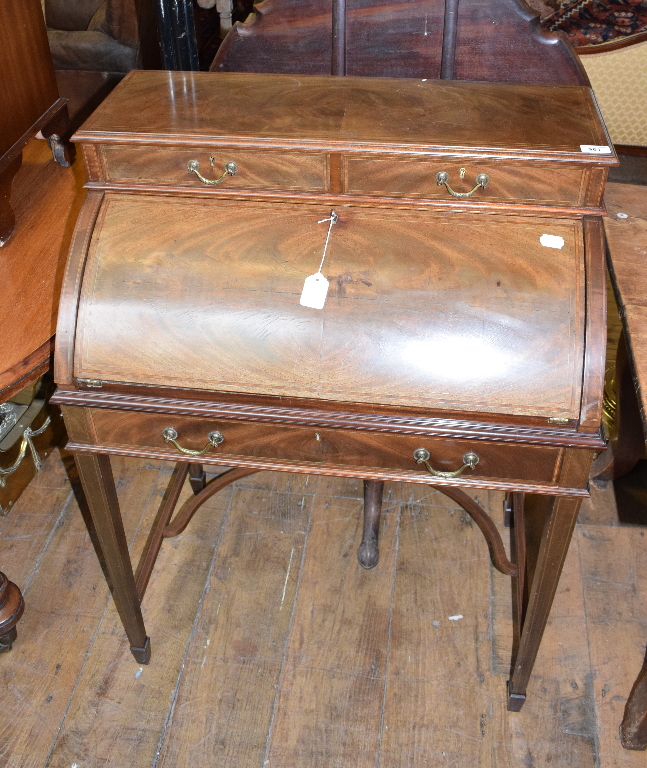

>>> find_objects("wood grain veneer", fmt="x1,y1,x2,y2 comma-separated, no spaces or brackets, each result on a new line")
71,71,616,215
75,73,612,158
71,195,587,420
101,145,328,192
344,158,592,207
87,407,563,484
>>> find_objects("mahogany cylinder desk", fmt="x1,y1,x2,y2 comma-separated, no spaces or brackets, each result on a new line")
53,70,616,711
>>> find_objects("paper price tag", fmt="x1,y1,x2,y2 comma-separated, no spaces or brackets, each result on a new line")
580,145,612,154
300,272,329,309
540,234,564,249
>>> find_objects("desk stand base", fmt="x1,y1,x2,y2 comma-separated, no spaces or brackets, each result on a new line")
63,420,592,709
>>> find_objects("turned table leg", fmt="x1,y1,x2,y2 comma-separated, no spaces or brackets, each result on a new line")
75,452,150,663
507,493,581,710
216,0,234,36
0,570,24,651
358,479,384,569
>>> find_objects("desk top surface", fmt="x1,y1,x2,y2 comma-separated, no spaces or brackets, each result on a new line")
75,71,614,164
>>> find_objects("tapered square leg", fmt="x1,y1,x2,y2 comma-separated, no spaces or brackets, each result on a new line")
507,493,581,710
74,452,150,663
188,462,207,494
506,682,526,712
130,636,151,665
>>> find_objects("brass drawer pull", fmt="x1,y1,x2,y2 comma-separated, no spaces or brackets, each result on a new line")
162,427,224,456
436,170,489,198
413,448,479,478
187,158,237,185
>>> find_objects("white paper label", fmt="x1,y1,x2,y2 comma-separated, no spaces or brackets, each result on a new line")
540,234,565,249
580,144,612,154
300,272,329,309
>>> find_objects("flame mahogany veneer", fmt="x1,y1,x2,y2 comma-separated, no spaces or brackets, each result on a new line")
52,70,615,710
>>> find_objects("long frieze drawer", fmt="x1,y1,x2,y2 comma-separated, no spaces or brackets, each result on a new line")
88,409,562,484
98,145,328,191
344,158,595,207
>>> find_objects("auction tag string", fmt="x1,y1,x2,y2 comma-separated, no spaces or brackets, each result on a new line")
300,210,338,310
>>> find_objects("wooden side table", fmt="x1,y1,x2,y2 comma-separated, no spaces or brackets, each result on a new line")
600,183,647,750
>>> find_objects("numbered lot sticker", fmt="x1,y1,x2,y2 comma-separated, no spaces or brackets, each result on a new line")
580,145,612,154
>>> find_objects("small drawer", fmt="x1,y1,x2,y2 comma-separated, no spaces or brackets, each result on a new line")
344,157,589,207
99,145,328,192
88,409,562,486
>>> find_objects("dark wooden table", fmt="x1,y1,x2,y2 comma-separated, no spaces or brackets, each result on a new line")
596,183,647,750
212,0,588,86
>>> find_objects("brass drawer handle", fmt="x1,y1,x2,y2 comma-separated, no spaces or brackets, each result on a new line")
187,158,237,185
413,448,479,478
162,427,224,456
436,170,489,198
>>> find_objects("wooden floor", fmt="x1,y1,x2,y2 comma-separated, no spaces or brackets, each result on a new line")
1,451,646,767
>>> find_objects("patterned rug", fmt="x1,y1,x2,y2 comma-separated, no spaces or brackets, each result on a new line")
542,0,647,47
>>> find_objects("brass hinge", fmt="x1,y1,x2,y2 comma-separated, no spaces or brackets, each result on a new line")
547,417,569,425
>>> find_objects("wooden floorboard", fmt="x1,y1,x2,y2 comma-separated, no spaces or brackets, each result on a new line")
158,481,313,768
267,477,399,768
0,457,165,768
578,524,647,767
46,471,230,768
1,452,646,767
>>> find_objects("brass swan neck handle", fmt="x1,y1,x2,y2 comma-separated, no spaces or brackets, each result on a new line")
413,448,479,478
162,427,224,456
436,170,489,198
187,158,238,185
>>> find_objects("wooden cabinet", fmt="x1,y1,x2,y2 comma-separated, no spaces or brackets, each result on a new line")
53,70,615,710
0,0,72,246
